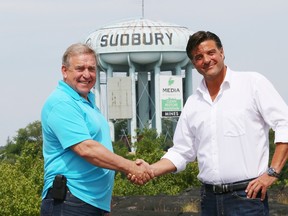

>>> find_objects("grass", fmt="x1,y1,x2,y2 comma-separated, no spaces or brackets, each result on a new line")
182,199,200,213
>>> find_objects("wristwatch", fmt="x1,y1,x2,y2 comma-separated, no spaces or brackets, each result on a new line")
267,167,280,178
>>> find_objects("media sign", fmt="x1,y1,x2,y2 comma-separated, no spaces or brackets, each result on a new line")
160,75,183,117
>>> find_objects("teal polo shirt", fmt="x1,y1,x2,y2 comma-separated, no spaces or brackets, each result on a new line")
41,80,115,212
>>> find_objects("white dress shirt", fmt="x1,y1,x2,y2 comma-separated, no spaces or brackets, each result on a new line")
163,67,288,184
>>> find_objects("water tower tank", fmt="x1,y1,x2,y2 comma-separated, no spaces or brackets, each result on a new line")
86,18,193,71
86,19,194,144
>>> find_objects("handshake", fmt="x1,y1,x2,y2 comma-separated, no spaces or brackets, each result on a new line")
126,159,155,185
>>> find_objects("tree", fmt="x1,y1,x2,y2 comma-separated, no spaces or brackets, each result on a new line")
0,122,286,215
1,121,42,163
0,121,43,215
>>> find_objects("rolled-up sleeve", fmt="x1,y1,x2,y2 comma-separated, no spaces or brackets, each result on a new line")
254,73,288,144
275,126,288,143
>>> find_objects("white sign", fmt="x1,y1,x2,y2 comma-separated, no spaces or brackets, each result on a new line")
107,77,132,119
160,75,183,117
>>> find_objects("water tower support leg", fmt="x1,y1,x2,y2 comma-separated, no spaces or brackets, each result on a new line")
137,72,149,129
185,64,193,101
154,66,162,135
129,64,137,151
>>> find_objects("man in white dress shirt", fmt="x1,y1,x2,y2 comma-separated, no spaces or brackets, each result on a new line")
131,31,288,215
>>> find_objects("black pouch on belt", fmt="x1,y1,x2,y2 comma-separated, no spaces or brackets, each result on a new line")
52,175,67,201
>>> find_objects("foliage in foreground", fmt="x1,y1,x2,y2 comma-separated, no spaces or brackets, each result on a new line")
0,121,287,215
0,121,43,216
113,127,200,196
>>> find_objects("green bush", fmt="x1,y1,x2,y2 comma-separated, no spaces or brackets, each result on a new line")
0,121,43,216
0,149,43,216
113,127,201,196
0,122,286,215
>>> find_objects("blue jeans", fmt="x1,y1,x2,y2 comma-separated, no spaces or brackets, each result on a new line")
40,189,109,216
200,185,269,216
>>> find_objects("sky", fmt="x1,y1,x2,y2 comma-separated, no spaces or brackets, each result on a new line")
1,0,288,146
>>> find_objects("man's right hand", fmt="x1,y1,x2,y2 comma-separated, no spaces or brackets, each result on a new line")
127,159,154,185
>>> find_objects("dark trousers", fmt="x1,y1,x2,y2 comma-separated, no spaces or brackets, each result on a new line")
40,189,109,216
200,185,269,216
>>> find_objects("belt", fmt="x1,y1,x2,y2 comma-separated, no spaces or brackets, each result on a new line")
203,178,254,194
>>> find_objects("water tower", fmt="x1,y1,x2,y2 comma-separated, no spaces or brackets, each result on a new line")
86,18,194,145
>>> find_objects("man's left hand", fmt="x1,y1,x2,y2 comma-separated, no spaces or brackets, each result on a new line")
245,173,277,201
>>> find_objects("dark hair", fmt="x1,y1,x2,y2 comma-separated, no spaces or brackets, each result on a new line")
186,31,223,60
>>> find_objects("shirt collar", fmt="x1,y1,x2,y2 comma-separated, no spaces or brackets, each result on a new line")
196,66,232,96
58,80,95,107
222,67,231,90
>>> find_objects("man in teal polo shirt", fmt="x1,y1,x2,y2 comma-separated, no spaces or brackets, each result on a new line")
40,43,153,216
